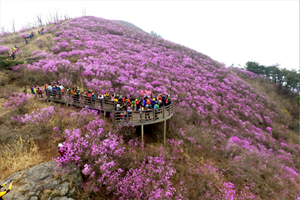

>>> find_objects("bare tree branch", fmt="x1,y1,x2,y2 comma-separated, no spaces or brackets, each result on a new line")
11,19,16,32
47,9,62,24
36,13,43,26
22,21,35,29
82,7,86,16
63,13,70,20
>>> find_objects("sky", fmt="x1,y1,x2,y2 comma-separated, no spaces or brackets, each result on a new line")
0,1,299,71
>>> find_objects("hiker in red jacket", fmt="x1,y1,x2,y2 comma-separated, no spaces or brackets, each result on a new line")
58,143,66,159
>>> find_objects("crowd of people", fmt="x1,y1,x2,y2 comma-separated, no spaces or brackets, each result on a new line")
6,45,19,60
37,27,45,35
24,83,172,119
24,32,35,45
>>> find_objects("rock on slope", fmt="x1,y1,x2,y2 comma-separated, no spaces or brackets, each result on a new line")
1,162,82,200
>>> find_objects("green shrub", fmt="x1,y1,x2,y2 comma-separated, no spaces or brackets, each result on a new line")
0,56,24,69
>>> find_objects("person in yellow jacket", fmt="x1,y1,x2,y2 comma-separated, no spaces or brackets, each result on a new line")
0,180,12,200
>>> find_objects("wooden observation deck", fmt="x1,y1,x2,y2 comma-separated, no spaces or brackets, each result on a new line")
46,91,173,146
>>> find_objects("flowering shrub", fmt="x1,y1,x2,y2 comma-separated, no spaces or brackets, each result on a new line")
36,39,44,48
230,67,262,80
11,106,56,133
4,93,29,109
0,32,7,37
0,45,9,54
19,27,26,32
12,106,56,124
19,33,27,38
15,16,299,198
54,108,184,199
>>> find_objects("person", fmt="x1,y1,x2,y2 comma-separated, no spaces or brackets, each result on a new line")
33,86,37,99
59,84,64,95
130,95,134,102
6,53,10,60
23,86,27,95
58,143,66,160
98,92,104,107
139,106,143,121
11,52,15,60
167,95,172,105
38,30,40,34
136,99,140,111
127,106,132,120
118,95,123,102
70,88,74,95
74,87,80,103
151,98,156,108
31,86,35,94
104,92,109,99
131,100,135,111
116,102,120,111
87,91,91,104
114,96,118,109
47,83,52,93
66,87,71,96
14,45,19,50
37,87,43,98
145,104,150,121
44,84,48,96
91,92,95,105
0,180,13,200
52,85,57,99
25,38,28,45
154,102,160,120
57,85,61,99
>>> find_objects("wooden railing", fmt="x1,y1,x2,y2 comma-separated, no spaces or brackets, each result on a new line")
112,103,173,125
46,90,173,126
46,90,118,110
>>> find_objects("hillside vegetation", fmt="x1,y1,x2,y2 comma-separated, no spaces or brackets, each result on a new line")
0,16,299,199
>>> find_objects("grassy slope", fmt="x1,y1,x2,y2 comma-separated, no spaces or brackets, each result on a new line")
0,17,299,199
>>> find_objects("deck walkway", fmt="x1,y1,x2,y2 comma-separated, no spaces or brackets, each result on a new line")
46,91,173,146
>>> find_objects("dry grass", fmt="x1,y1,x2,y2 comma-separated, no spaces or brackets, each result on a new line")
1,26,55,62
0,136,43,180
248,79,299,135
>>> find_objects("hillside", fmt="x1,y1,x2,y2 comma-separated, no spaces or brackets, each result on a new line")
0,16,299,199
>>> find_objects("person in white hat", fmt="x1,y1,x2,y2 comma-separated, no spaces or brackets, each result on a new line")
58,143,65,158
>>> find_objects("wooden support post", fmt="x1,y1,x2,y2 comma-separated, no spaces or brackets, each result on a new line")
112,111,115,124
164,120,166,146
104,110,106,117
141,124,144,148
163,106,165,118
153,109,155,121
